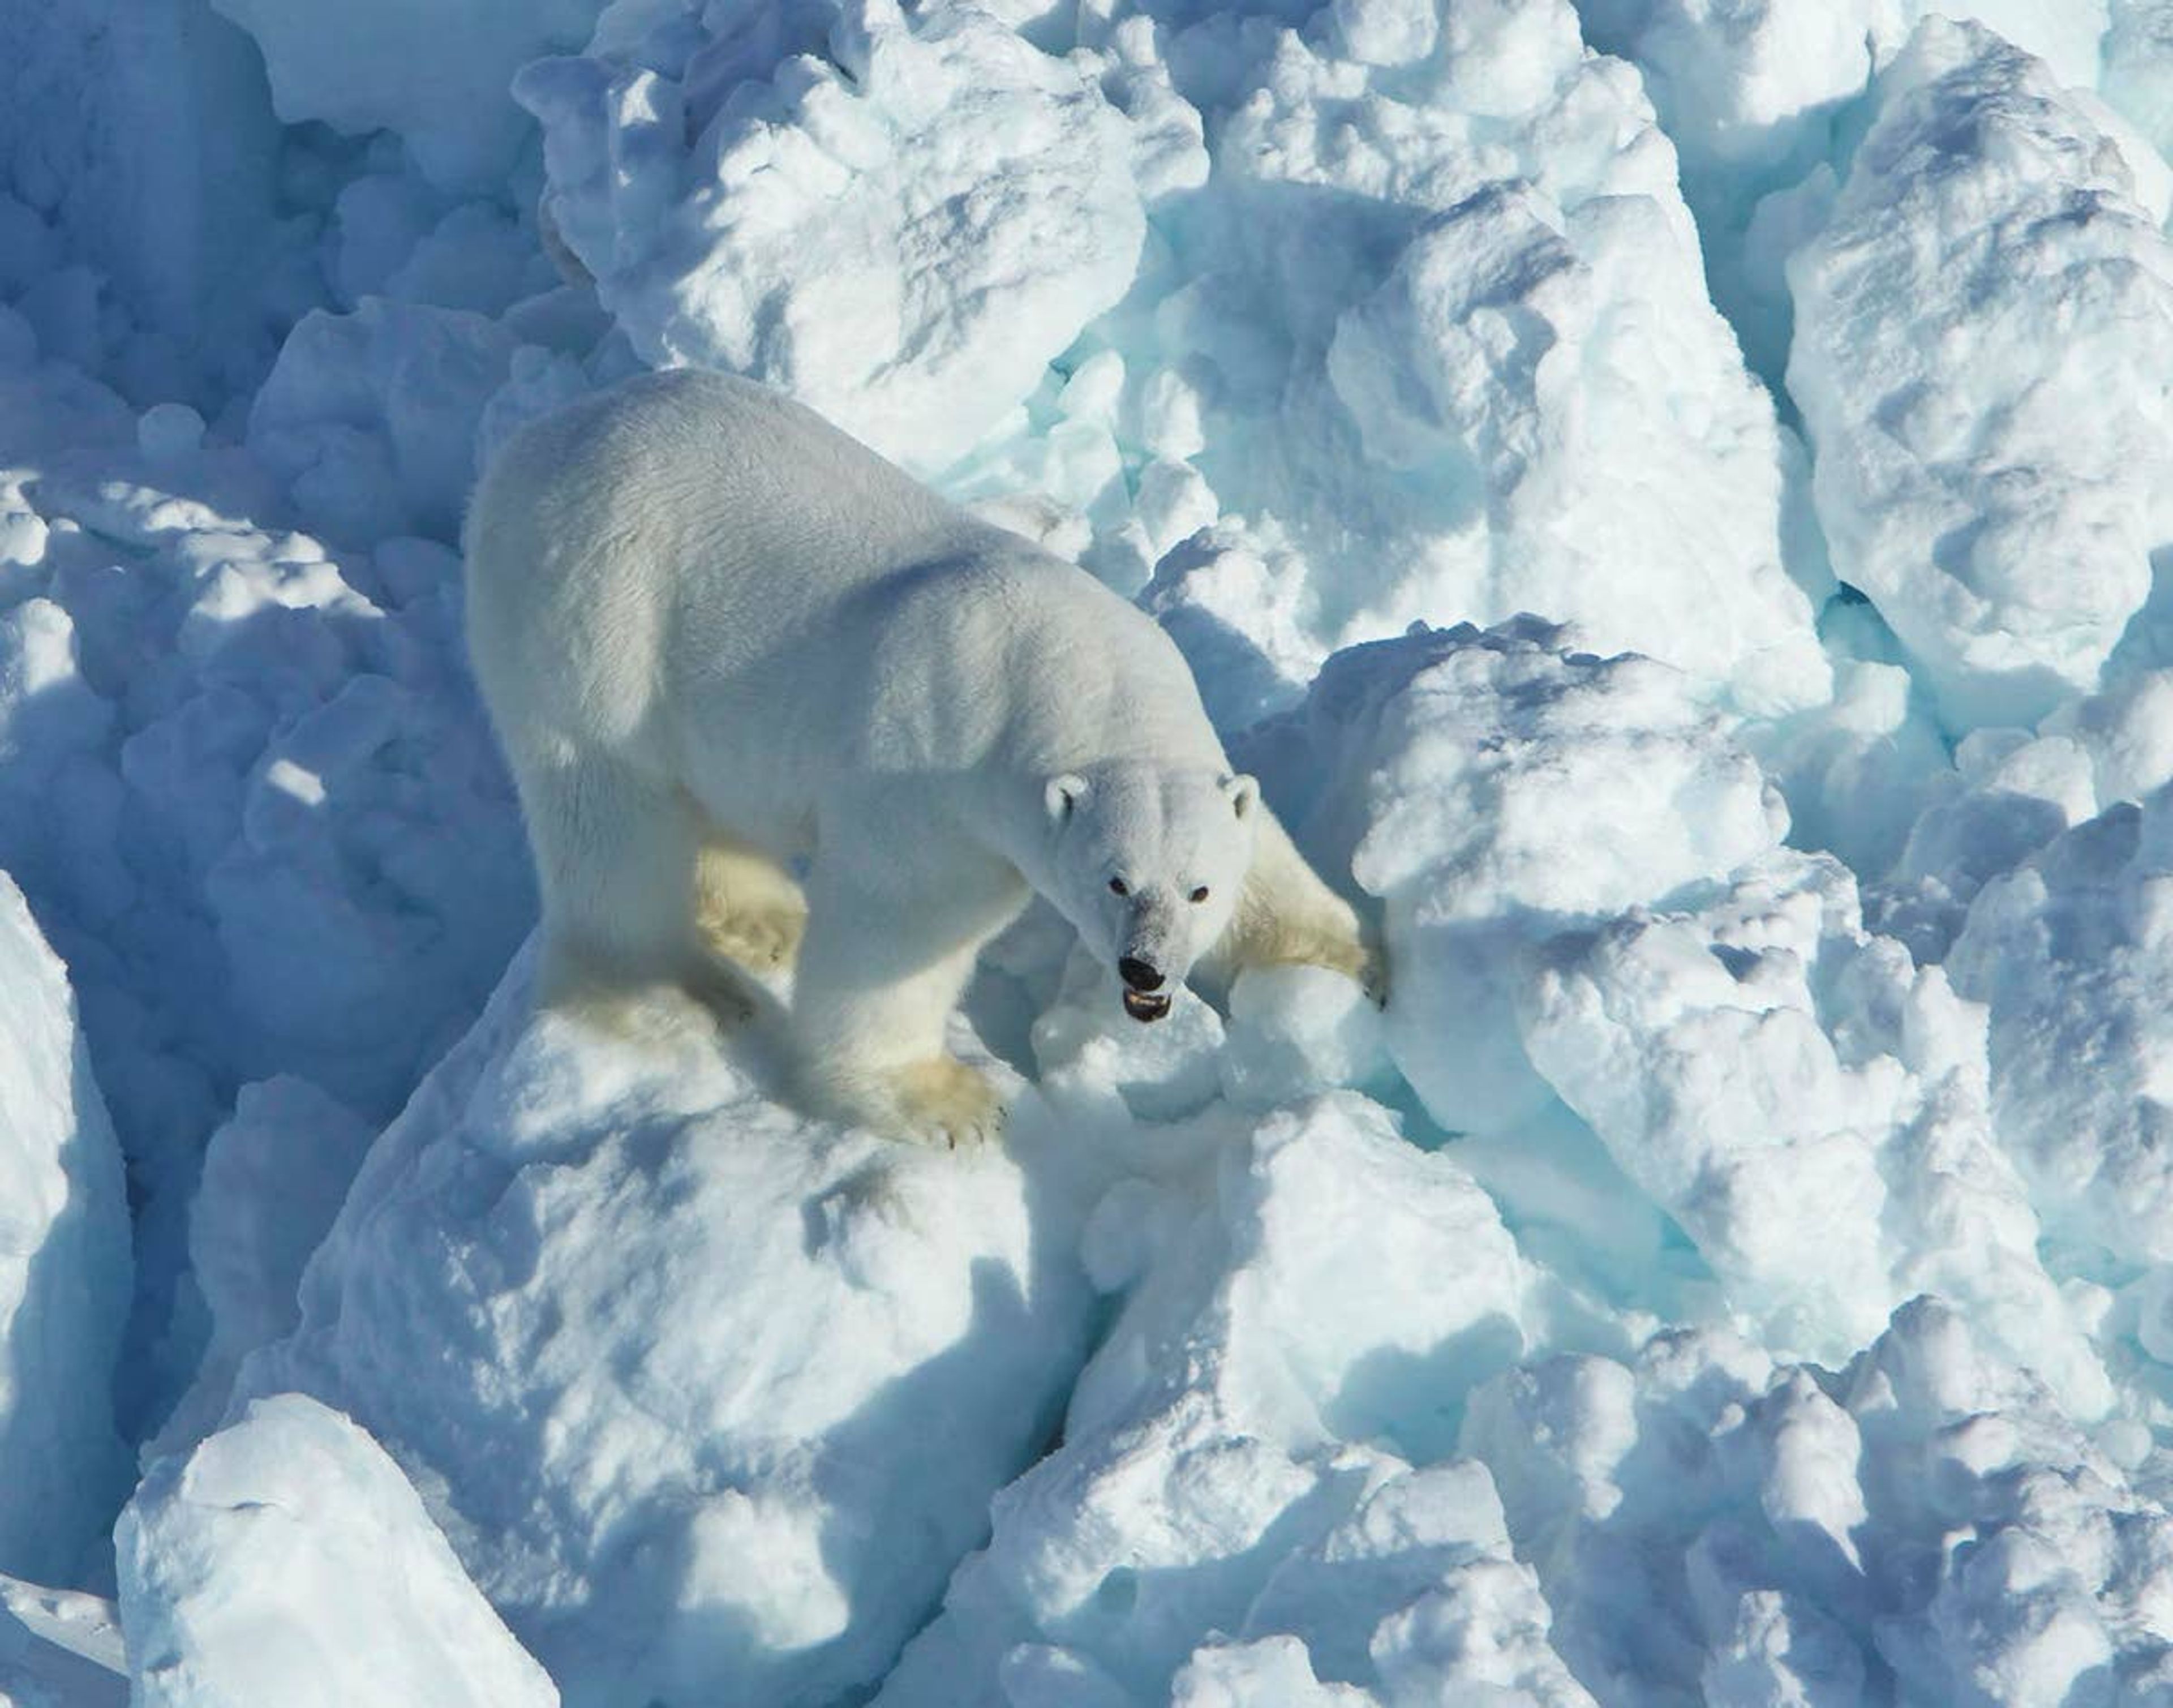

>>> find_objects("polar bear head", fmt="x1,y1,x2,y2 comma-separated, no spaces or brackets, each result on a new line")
1043,762,1258,1022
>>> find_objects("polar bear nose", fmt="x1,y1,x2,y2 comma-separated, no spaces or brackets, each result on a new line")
1119,956,1165,993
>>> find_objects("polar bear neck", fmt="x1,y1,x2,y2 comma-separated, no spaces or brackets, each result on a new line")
783,538,1226,878
952,570,1233,886
840,545,1229,765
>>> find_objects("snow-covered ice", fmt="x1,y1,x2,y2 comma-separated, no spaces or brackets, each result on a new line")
148,1076,377,1461
12,0,2173,1702
1787,18,2173,731
0,874,129,1586
0,302,532,1423
1465,1298,2173,1706
117,1393,558,1707
1236,617,1787,1135
517,0,1151,475
1947,782,2173,1270
235,956,1101,1706
0,1573,126,1707
879,1092,1568,1707
211,0,608,194
1523,849,2106,1413
0,0,286,405
1126,0,1832,715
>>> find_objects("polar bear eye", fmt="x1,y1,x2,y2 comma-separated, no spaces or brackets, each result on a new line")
1109,878,1128,896
1189,886,1210,903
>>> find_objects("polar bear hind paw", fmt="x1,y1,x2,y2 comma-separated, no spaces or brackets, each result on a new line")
681,956,759,1026
538,954,754,1038
699,902,807,973
694,840,808,972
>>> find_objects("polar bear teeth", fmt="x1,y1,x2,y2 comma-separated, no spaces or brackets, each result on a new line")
1122,989,1171,1023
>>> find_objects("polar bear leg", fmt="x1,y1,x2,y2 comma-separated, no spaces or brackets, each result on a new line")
694,834,806,973
521,753,753,1025
789,848,1028,1146
1212,807,1385,1001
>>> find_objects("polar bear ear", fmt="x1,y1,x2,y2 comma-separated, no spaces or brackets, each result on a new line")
1045,774,1090,822
1222,774,1259,821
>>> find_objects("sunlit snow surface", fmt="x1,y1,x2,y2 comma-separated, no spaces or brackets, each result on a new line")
11,0,2173,1702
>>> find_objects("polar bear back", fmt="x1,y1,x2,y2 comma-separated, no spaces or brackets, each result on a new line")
465,370,1229,848
466,370,961,742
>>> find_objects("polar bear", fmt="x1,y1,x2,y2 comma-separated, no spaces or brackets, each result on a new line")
465,370,1377,1144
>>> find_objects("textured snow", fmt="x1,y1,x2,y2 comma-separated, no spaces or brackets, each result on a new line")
1465,1298,2173,1706
0,874,129,1586
0,0,285,402
1242,617,1787,1135
2107,0,2173,161
148,1076,377,1461
879,1093,1568,1707
208,0,608,193
1946,782,2173,1271
1240,619,2101,1408
1523,849,2105,1413
1787,18,2173,731
517,0,1150,476
248,297,521,542
117,1394,559,1707
0,1573,126,1706
0,310,532,1423
235,956,1100,1706
8,0,2173,1702
1128,0,1831,715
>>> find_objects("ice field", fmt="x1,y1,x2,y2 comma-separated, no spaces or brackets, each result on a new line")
7,0,2173,1701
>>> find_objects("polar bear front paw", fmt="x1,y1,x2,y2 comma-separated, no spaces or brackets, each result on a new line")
1254,925,1388,1007
1357,942,1390,1007
804,1057,1006,1148
890,1058,1006,1149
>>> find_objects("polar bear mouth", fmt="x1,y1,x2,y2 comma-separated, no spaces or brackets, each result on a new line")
1122,989,1171,1023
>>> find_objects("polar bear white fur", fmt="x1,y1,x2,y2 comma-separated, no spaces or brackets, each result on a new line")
465,370,1376,1144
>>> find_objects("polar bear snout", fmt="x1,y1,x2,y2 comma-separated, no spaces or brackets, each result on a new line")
1119,955,1171,1023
